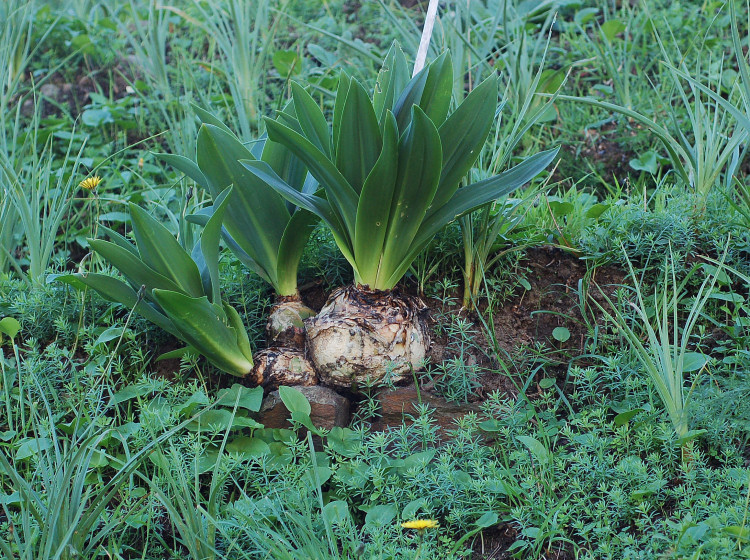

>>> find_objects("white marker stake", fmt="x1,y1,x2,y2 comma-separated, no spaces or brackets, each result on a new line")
412,0,440,76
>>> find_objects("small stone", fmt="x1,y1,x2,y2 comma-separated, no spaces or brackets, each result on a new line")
257,385,350,431
369,385,481,439
40,83,61,101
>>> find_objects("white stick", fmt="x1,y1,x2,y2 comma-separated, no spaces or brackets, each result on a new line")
412,0,440,76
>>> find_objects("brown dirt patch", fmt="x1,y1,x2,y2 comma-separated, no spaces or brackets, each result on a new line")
470,523,574,559
427,246,626,400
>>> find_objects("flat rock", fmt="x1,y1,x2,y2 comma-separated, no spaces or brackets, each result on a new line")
258,385,350,431
369,385,481,438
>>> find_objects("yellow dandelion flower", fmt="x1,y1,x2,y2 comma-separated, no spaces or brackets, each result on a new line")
401,519,439,531
79,176,102,191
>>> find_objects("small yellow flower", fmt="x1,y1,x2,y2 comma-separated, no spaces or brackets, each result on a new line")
401,519,439,531
79,176,102,191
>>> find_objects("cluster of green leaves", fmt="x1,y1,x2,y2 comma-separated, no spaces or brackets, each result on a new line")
245,44,558,290
163,107,316,298
56,193,255,377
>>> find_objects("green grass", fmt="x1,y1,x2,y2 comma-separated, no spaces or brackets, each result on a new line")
2,0,750,558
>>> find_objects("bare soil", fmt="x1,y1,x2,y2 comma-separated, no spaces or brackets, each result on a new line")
426,246,626,401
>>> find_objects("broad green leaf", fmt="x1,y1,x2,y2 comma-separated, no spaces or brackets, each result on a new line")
0,317,20,340
261,129,308,193
291,82,331,158
200,186,233,303
538,378,556,389
241,160,356,267
332,72,352,155
682,352,709,373
186,410,262,432
276,209,319,297
197,124,290,283
723,526,750,540
322,500,351,525
158,153,209,189
112,384,156,405
278,386,311,416
224,303,254,366
378,106,442,288
93,326,124,347
585,203,610,219
552,327,571,342
417,50,453,126
192,104,234,135
226,436,270,457
0,491,21,506
88,239,183,300
153,290,253,376
326,427,362,457
265,118,358,239
56,273,178,336
373,42,410,123
273,49,301,77
364,503,398,528
129,204,204,297
335,78,382,194
98,225,138,256
629,151,658,174
516,435,551,465
354,111,399,285
155,346,195,362
675,429,707,447
431,75,498,214
401,498,428,520
475,512,499,528
189,209,271,284
392,65,429,132
393,51,452,131
613,408,644,427
16,438,53,461
217,384,264,412
600,19,626,41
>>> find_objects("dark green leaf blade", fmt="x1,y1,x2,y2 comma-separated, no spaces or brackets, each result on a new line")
199,186,233,303
373,42,410,123
276,209,318,297
153,290,253,377
335,78,382,194
55,273,178,336
378,106,442,288
430,75,498,214
128,204,205,297
241,159,356,267
157,153,209,190
264,117,358,239
197,124,290,284
353,111,399,286
88,238,183,300
291,82,332,158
